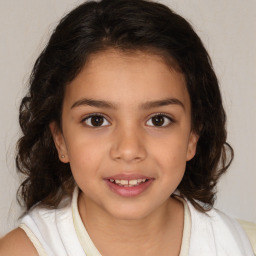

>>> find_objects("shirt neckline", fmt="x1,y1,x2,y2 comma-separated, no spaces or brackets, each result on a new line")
72,187,191,256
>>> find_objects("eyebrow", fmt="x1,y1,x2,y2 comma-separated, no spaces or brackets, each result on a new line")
71,97,185,110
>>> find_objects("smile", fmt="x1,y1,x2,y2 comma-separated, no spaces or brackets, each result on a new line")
104,175,154,197
109,179,147,187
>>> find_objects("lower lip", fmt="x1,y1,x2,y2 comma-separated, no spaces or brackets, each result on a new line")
105,179,154,197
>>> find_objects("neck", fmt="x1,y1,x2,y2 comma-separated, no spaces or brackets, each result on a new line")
78,193,184,256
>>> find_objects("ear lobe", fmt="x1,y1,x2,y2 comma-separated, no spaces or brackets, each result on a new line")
186,131,199,161
49,122,69,163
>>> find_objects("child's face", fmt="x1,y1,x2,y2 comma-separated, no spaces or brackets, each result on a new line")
51,49,198,220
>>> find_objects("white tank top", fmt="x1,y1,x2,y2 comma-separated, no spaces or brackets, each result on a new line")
20,187,254,256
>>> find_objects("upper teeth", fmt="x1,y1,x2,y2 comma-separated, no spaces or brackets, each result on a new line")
109,179,147,187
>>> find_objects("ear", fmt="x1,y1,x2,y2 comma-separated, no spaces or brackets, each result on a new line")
49,122,69,163
186,131,199,161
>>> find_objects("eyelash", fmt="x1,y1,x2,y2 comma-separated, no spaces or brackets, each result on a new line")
81,112,175,128
81,113,110,127
147,112,175,127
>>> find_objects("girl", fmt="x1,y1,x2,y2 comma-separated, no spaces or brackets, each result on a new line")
0,0,254,255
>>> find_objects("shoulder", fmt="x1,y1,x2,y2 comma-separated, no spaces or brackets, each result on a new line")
0,228,38,256
21,195,72,230
18,198,84,255
210,208,255,254
208,208,252,242
186,200,255,255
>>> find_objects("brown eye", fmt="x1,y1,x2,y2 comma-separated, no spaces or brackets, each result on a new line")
152,115,164,126
83,114,110,127
146,114,172,127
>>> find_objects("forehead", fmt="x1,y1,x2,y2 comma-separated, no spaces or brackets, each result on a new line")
64,49,190,111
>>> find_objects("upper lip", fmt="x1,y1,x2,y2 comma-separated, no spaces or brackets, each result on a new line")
104,173,153,180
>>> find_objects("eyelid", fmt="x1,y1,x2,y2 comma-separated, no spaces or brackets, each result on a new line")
146,112,175,127
80,112,175,128
81,113,111,127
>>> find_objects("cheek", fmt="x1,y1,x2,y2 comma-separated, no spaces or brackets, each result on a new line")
66,132,113,183
151,134,189,183
154,135,189,164
65,135,105,174
159,153,187,177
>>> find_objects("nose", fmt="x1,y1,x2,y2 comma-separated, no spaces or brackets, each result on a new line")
109,125,147,163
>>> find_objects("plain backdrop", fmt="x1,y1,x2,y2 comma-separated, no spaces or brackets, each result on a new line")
0,0,255,236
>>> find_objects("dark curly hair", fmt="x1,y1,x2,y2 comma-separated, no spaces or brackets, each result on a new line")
17,0,233,212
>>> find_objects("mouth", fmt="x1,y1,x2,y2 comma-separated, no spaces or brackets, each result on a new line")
104,175,154,197
108,178,149,187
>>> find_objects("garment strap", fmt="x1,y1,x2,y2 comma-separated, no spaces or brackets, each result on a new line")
20,223,48,256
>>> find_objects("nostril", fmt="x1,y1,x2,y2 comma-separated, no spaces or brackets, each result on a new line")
109,136,147,163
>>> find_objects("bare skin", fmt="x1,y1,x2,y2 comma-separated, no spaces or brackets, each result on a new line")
0,228,38,255
0,198,183,256
0,200,183,256
78,193,184,256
